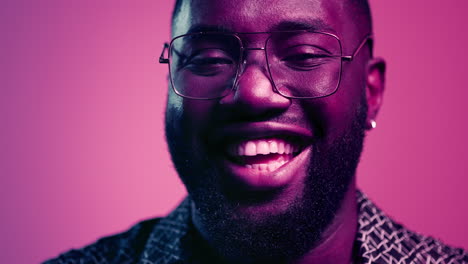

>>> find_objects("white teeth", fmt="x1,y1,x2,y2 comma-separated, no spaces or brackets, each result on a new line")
245,141,257,156
243,159,290,172
229,138,302,157
226,138,306,173
257,140,269,155
269,140,278,153
278,141,285,154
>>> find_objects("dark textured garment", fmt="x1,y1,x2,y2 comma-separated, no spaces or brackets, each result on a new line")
44,191,468,264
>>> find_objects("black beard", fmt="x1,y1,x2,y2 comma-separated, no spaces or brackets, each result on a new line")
165,99,367,264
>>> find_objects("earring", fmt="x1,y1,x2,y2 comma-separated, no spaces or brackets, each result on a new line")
370,120,377,129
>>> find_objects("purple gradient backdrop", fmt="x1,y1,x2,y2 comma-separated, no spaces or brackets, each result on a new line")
1,1,467,263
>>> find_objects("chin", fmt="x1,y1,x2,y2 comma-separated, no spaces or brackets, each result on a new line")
164,100,367,262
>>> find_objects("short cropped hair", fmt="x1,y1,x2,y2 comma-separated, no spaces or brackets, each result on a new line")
171,0,372,32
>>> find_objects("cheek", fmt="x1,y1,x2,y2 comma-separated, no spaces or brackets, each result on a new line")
168,91,218,133
183,100,218,127
302,71,365,141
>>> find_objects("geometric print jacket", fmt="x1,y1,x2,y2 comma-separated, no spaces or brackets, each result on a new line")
44,191,468,264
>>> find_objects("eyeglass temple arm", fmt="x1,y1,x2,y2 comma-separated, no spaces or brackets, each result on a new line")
159,43,169,64
342,34,373,62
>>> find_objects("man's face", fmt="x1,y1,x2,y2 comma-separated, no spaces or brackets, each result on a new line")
165,0,376,261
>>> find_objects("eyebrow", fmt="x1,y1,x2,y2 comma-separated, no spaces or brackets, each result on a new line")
269,19,332,32
186,25,233,34
185,19,333,35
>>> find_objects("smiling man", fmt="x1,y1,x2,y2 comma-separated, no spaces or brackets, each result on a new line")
45,0,468,263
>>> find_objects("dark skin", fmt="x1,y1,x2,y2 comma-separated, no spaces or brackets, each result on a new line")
165,0,385,263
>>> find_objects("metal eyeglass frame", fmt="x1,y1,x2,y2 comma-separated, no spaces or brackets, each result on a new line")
159,30,373,100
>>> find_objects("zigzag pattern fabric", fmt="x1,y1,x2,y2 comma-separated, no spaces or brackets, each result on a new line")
355,192,468,263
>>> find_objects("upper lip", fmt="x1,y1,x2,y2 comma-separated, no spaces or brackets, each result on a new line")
209,121,314,147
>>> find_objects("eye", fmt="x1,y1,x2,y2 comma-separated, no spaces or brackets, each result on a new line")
280,45,333,70
183,48,236,76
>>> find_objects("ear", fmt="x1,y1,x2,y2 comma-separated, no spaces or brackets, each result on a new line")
365,57,386,130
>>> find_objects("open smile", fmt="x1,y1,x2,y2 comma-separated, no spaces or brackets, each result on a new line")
211,122,313,190
226,137,304,172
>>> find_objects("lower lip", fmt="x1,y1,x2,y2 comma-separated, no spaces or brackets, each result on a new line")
221,147,312,190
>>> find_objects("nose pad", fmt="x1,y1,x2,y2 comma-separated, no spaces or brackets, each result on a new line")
233,60,274,100
233,58,256,89
232,59,248,91
232,47,274,94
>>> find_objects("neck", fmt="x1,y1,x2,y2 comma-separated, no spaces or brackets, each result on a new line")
291,181,358,264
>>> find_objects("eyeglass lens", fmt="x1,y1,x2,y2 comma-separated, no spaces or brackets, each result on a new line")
169,32,342,99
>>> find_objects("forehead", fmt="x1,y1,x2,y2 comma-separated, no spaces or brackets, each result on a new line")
173,0,348,36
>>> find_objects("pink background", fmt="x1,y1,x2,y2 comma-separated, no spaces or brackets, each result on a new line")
1,1,467,263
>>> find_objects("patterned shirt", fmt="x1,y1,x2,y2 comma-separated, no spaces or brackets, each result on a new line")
44,191,468,264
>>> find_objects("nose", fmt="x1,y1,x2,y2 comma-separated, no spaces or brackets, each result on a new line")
219,52,290,118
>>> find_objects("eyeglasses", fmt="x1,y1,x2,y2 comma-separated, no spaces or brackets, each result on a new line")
159,30,372,100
